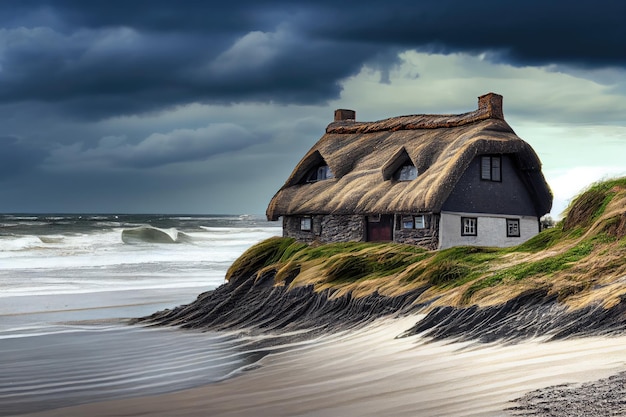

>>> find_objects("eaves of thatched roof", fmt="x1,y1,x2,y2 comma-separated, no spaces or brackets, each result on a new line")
266,93,552,221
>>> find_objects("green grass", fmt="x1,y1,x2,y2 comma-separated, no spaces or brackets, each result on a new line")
563,177,626,231
290,242,383,262
463,239,597,300
422,260,473,286
400,246,500,287
226,237,301,281
324,255,376,283
514,227,564,252
323,245,429,284
227,237,432,285
432,246,502,264
230,219,611,299
278,241,309,261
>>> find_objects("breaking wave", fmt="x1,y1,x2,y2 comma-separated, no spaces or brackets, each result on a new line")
38,236,64,244
121,226,193,244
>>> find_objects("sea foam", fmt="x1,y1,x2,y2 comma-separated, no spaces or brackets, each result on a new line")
0,215,281,296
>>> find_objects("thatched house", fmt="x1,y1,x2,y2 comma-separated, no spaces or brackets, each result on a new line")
266,93,552,249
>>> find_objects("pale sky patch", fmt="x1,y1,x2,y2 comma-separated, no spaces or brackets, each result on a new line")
546,166,626,218
209,27,292,75
336,52,626,124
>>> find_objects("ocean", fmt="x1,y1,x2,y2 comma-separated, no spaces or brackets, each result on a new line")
0,214,281,415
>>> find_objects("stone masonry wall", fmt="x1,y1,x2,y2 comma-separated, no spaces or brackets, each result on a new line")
320,215,364,243
283,215,364,243
394,214,440,250
282,216,318,243
284,214,439,248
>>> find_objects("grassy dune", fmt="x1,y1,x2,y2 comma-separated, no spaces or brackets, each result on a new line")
227,177,626,310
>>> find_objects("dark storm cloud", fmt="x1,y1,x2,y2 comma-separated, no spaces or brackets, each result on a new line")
0,22,372,118
0,0,624,120
0,136,47,179
47,123,262,169
309,0,626,68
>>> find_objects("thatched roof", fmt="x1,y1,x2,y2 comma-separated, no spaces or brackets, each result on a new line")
267,93,552,221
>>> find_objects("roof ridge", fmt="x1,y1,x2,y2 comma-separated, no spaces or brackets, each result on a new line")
326,92,504,134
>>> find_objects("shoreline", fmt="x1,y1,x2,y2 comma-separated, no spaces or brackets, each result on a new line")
134,269,427,340
20,315,626,417
40,277,623,417
139,268,626,344
9,265,626,416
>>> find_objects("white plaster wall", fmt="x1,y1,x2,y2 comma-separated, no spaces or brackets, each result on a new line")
438,211,539,249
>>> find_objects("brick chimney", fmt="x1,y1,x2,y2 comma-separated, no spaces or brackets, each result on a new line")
478,93,504,119
334,109,356,122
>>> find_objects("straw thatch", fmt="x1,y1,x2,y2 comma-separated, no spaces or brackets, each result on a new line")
267,93,552,221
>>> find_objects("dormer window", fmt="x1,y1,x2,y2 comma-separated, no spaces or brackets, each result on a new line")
395,164,418,181
382,147,419,182
306,165,334,182
292,151,335,186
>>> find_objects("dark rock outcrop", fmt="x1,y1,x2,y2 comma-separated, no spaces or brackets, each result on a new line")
402,289,626,342
135,269,426,336
137,272,626,344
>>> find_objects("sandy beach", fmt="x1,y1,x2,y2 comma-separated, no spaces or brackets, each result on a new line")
18,316,626,417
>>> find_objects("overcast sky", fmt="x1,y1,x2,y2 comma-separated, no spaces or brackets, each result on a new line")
0,0,624,217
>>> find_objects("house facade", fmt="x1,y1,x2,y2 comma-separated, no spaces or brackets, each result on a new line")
266,93,552,250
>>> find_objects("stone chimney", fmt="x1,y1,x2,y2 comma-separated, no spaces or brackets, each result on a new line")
334,109,356,122
478,93,504,119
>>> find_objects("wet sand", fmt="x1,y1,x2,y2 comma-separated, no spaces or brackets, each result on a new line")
21,316,626,417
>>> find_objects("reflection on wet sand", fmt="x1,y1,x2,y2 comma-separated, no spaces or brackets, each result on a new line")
0,325,267,416
18,316,626,417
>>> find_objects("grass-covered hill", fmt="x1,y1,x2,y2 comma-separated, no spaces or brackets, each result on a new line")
227,177,626,310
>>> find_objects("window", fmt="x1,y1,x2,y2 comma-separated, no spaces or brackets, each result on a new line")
300,217,312,231
461,217,477,236
306,165,334,182
414,215,426,229
401,215,426,229
402,216,414,229
318,165,333,180
507,218,520,237
481,156,501,182
395,164,418,181
382,147,416,181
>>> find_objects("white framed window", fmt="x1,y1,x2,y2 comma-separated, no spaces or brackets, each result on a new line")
300,217,312,231
414,215,426,229
402,215,414,229
461,217,477,236
480,156,501,182
506,218,520,237
400,215,426,229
